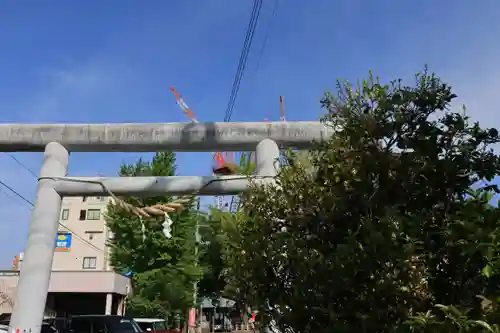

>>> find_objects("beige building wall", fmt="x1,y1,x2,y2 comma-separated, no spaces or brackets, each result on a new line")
52,196,112,271
2,196,131,316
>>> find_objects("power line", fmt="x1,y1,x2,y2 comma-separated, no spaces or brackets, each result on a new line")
0,180,33,207
225,0,262,121
222,0,263,213
223,0,263,122
2,157,107,254
7,154,38,178
0,179,107,254
0,187,30,208
255,0,279,73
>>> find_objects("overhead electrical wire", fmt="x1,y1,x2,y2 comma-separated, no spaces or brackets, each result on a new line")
255,0,279,73
0,179,33,207
224,0,262,122
7,154,38,178
220,0,263,212
0,178,107,254
223,0,263,122
0,187,26,206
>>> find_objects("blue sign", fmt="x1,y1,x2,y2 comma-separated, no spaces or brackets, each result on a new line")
55,233,72,251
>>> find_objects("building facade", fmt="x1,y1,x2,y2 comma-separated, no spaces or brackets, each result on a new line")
1,196,131,317
53,196,112,271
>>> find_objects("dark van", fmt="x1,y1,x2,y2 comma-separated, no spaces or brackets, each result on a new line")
68,315,142,333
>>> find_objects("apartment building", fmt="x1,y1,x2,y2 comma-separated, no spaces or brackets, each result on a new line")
0,196,131,317
53,196,112,271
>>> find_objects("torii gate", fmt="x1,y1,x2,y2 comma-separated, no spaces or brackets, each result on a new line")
0,121,331,333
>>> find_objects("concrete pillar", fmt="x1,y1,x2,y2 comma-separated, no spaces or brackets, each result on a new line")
116,296,124,315
10,142,69,333
122,297,127,315
255,139,280,180
105,293,113,315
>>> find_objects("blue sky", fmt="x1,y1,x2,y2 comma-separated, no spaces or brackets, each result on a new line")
1,0,500,267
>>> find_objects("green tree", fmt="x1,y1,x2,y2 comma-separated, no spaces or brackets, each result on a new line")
219,70,500,333
195,153,258,320
201,151,257,295
238,152,257,176
106,152,201,320
196,210,227,299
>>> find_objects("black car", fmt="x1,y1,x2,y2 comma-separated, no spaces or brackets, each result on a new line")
68,315,142,333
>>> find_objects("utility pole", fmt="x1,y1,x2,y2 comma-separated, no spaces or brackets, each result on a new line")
188,198,201,333
189,200,215,333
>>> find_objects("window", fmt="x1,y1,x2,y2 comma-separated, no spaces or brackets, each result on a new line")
96,196,105,201
82,257,97,269
69,317,107,333
86,231,101,241
86,209,101,220
69,318,91,333
61,209,69,220
79,210,86,221
153,321,167,331
137,322,153,332
118,318,142,333
40,323,57,333
93,321,107,333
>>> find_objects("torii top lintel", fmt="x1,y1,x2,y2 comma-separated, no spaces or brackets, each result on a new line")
0,121,333,153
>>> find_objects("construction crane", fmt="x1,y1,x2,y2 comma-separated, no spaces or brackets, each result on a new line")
169,87,237,209
169,87,198,123
263,96,285,122
279,95,286,121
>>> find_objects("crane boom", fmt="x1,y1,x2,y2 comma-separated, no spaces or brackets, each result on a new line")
169,87,199,123
279,95,286,121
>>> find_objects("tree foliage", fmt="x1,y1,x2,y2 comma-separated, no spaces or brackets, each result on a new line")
197,152,257,298
106,152,201,319
196,210,227,299
217,69,500,332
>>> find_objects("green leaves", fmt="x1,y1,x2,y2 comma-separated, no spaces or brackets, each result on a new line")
222,69,500,333
106,152,200,320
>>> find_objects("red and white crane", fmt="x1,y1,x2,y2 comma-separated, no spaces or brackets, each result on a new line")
279,95,286,121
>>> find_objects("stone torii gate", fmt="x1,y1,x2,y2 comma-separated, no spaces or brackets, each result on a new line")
0,121,331,333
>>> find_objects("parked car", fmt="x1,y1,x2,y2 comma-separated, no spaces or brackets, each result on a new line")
134,318,177,333
0,314,10,323
68,315,142,333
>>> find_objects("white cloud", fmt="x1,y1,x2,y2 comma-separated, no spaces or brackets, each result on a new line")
17,58,135,123
0,57,136,266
